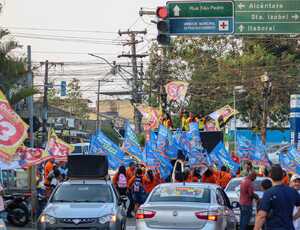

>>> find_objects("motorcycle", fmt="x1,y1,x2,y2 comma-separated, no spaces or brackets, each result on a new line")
4,193,30,227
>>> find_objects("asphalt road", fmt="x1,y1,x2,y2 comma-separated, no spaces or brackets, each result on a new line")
7,218,137,230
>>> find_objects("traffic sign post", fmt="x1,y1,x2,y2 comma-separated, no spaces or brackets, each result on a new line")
166,1,234,35
235,0,300,34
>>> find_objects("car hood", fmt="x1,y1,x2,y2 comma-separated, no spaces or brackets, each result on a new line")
44,202,115,218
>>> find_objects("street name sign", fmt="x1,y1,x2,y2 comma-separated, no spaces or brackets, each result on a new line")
166,1,234,35
235,0,300,34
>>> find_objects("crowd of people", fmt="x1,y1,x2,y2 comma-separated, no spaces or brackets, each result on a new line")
31,147,300,230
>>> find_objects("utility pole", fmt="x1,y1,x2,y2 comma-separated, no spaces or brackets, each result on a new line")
160,46,168,114
260,73,272,145
27,46,34,147
96,80,100,131
118,29,147,133
42,60,49,145
27,45,37,225
40,61,64,145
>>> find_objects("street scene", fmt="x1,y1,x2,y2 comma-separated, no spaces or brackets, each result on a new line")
1,0,300,229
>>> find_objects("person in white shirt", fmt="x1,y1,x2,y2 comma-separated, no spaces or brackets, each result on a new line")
290,174,300,229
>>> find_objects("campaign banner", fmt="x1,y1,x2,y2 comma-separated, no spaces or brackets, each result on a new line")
165,81,189,102
16,146,50,168
290,95,300,150
208,105,238,127
137,104,161,130
46,129,74,161
123,121,145,162
0,90,28,161
210,142,239,173
90,131,130,170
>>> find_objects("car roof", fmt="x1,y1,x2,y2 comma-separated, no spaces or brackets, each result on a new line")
61,179,112,185
157,182,221,190
229,177,271,182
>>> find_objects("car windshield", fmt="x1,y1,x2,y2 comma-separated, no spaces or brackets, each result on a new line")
51,184,113,203
226,179,270,192
149,186,210,203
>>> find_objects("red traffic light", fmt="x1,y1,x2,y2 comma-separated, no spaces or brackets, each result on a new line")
156,6,168,19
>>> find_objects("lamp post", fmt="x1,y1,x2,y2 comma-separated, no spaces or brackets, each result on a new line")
88,54,115,131
233,85,245,154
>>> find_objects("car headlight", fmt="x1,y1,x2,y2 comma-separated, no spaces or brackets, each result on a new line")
98,214,116,224
40,214,56,225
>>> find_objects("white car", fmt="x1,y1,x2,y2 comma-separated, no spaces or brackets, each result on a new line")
136,183,237,230
225,177,271,226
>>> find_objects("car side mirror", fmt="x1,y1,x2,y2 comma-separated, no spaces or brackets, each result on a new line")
231,201,240,209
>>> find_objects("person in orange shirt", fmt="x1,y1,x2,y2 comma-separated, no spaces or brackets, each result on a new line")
126,162,136,181
143,169,158,195
282,169,289,185
126,162,136,218
44,159,55,198
217,166,232,189
113,165,128,196
202,168,217,184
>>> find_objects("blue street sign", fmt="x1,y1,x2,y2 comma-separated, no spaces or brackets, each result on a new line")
169,17,234,35
61,81,67,97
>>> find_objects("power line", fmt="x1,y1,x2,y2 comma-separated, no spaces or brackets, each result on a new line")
3,26,116,34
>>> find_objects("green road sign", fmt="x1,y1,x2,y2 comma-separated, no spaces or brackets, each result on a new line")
235,0,300,34
167,1,234,18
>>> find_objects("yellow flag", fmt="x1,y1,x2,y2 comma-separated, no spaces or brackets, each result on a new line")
0,90,28,161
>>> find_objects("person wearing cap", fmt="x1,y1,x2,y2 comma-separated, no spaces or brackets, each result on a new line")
254,165,300,230
291,174,300,229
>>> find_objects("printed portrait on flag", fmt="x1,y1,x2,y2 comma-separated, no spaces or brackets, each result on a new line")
137,104,161,130
165,81,189,102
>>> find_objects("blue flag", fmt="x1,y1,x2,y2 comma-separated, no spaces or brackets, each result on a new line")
123,121,145,162
90,131,130,170
144,130,172,179
188,122,205,166
210,142,239,173
287,146,300,174
279,151,296,172
237,134,255,159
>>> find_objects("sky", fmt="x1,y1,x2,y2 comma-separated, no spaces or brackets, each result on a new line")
0,0,166,103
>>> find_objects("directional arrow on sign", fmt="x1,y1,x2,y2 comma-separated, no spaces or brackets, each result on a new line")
173,5,181,17
238,24,245,32
292,14,299,20
238,2,245,10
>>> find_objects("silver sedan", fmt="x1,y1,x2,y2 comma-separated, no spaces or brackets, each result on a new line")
136,183,237,230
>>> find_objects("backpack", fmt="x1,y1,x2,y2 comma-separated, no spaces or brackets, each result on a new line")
132,177,144,194
117,174,127,188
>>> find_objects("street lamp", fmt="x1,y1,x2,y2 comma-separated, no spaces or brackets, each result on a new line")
88,54,116,130
233,85,246,154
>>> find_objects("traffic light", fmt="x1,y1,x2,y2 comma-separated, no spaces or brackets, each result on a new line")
156,6,170,45
61,81,67,96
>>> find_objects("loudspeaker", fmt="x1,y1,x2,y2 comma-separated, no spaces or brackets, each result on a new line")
67,155,108,178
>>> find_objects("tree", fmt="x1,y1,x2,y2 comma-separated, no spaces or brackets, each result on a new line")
146,36,300,129
0,5,36,106
48,78,89,120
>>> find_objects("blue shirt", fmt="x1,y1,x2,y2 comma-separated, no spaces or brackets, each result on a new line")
259,184,300,230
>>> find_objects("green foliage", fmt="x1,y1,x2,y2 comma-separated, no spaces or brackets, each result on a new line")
146,37,300,129
48,78,89,120
101,124,121,145
0,27,36,105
